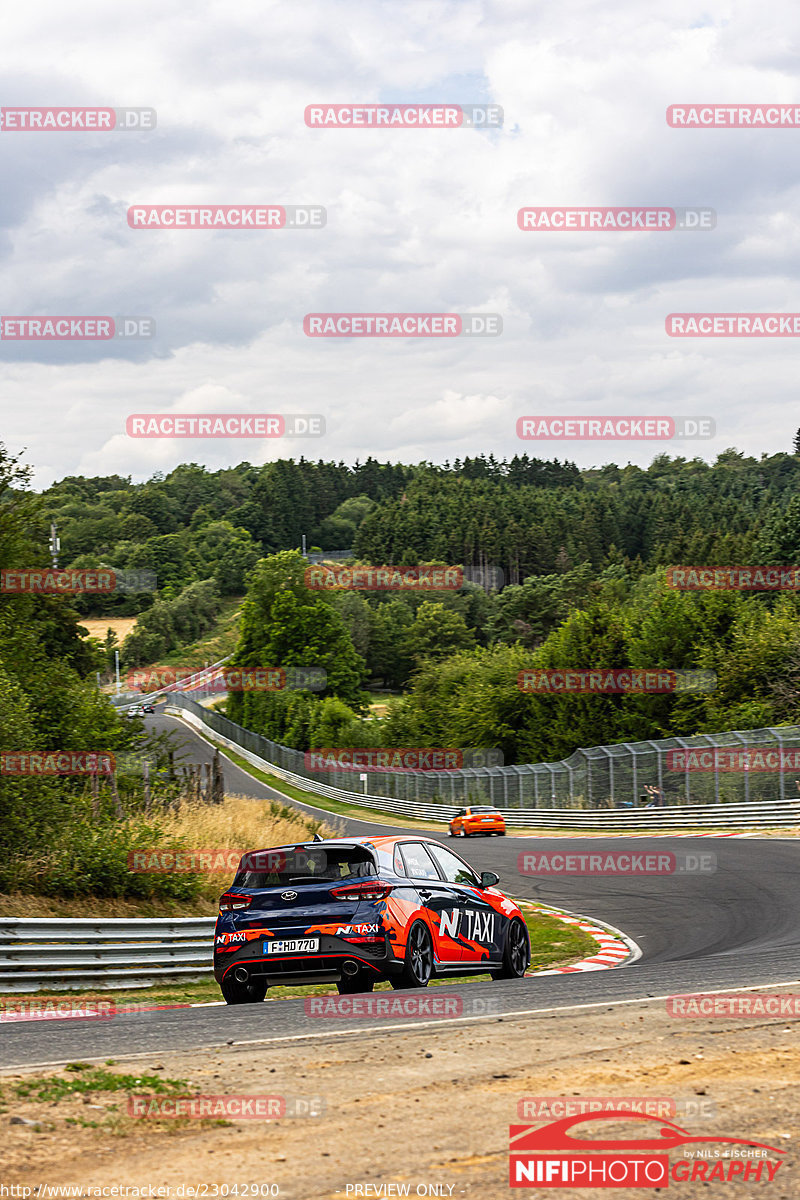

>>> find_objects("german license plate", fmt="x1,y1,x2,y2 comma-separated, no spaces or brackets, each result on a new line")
263,938,319,955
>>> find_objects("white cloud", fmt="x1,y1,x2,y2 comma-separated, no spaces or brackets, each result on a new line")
3,0,800,485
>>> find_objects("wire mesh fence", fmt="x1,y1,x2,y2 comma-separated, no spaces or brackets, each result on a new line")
165,695,800,811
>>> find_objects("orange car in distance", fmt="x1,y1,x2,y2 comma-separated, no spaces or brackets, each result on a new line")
449,805,506,837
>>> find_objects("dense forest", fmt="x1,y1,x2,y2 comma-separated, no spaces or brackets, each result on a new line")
35,449,800,618
9,441,800,775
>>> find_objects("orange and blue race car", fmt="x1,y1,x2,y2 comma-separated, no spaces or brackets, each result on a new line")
448,805,506,837
214,835,530,1003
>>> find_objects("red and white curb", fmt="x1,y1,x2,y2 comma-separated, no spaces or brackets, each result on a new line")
518,900,641,976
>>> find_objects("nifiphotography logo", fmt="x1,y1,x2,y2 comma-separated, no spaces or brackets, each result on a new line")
508,1111,786,1187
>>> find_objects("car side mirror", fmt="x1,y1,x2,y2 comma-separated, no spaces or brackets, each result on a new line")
480,871,500,889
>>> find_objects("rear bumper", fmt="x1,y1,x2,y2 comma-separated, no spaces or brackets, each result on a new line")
214,933,395,984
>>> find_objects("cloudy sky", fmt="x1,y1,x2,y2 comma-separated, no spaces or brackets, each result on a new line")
3,0,800,487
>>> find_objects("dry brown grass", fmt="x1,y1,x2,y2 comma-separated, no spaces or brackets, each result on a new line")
0,892,221,918
0,793,338,917
78,617,139,643
157,791,336,871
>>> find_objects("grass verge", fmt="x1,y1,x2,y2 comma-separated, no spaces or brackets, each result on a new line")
0,905,600,1015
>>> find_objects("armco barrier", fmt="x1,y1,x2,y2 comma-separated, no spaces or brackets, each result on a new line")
165,702,800,829
0,918,216,993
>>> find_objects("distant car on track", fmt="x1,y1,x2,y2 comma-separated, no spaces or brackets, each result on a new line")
213,835,530,1004
448,805,506,838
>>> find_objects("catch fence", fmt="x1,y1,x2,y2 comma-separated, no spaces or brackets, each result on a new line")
164,694,800,813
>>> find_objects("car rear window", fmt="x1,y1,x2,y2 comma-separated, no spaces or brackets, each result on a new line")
233,846,378,889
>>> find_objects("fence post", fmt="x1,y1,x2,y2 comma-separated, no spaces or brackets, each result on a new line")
623,744,637,806
715,751,720,805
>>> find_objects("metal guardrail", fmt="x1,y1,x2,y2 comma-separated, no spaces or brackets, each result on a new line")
0,918,216,993
167,703,800,830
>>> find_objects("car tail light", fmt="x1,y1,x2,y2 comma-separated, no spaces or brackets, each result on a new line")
339,934,385,944
219,892,252,912
329,881,393,901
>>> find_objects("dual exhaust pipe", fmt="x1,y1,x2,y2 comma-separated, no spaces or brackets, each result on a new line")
233,959,360,983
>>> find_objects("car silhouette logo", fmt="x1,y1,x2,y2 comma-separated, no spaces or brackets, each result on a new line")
281,891,298,901
510,1112,786,1155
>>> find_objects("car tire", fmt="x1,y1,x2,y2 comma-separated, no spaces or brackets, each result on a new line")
336,974,375,994
491,917,530,979
458,827,467,837
219,974,269,1004
390,921,434,989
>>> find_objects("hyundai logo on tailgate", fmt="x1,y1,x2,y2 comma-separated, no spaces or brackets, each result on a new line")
281,891,298,900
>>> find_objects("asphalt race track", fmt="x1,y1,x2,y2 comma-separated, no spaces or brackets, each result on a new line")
3,710,800,1070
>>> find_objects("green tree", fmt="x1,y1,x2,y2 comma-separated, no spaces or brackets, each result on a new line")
407,601,476,665
190,520,261,594
229,551,367,736
367,599,415,687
